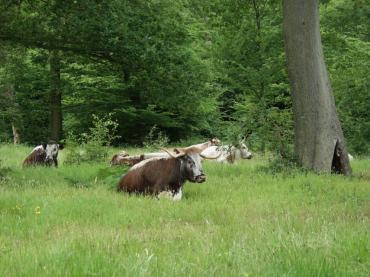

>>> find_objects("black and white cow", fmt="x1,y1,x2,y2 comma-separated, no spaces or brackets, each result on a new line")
23,141,64,167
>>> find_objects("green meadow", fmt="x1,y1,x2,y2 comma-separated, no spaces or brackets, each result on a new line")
0,144,369,276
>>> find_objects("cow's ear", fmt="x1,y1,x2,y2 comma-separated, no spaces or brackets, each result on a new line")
58,144,64,150
174,148,181,154
42,143,47,149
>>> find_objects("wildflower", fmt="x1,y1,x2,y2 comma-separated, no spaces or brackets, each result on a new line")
35,206,41,215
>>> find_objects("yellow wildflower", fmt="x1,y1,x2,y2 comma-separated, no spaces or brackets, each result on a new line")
35,206,41,215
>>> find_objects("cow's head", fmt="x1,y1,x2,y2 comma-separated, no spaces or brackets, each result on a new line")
42,141,64,165
162,148,221,183
210,138,221,146
237,141,252,159
180,153,206,183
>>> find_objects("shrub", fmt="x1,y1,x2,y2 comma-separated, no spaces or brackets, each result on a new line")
64,114,120,164
143,125,169,149
256,153,305,177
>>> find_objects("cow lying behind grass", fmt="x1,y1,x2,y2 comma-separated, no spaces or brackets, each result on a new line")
110,138,221,167
23,141,64,167
201,141,252,164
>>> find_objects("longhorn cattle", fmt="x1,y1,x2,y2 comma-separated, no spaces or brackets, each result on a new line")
201,141,252,164
117,148,220,200
110,138,221,167
137,138,221,160
110,151,131,165
23,141,64,167
111,154,145,166
174,138,221,154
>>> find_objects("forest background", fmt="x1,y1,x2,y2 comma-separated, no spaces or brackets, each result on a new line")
0,0,368,156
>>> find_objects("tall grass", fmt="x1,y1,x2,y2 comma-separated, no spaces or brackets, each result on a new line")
0,144,369,276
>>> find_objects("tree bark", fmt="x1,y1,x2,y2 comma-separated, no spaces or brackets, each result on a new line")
12,124,20,144
3,84,21,144
49,50,63,142
283,0,351,175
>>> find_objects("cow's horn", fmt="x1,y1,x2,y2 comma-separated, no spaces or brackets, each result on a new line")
244,132,252,140
160,148,185,158
200,152,222,160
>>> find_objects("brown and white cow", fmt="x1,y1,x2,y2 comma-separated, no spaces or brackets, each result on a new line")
23,142,64,167
117,148,220,200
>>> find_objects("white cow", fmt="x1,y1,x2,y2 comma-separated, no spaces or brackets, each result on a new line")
201,142,252,164
110,139,221,167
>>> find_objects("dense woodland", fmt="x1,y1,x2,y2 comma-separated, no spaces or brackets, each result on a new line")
0,0,369,155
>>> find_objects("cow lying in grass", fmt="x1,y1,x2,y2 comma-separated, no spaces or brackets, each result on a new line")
23,141,64,167
201,141,252,164
110,138,221,167
110,151,135,165
117,148,220,200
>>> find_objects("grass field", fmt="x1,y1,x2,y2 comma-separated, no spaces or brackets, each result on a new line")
0,144,369,276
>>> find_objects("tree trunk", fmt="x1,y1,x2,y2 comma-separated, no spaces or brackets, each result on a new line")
283,0,351,175
12,124,20,144
49,49,63,142
3,84,21,144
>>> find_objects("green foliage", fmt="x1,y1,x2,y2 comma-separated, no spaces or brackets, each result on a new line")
257,153,303,177
321,0,370,155
142,125,170,149
207,0,293,155
64,114,120,164
0,46,49,144
0,0,368,155
96,166,129,190
86,114,120,146
0,0,219,143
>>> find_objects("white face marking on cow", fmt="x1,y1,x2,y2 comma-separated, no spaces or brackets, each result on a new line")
187,152,204,180
238,142,252,159
44,143,60,164
172,188,182,201
45,144,59,157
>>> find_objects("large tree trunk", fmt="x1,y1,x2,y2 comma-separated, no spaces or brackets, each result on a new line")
49,50,63,142
283,0,351,175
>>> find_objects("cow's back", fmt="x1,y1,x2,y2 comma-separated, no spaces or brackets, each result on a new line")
201,146,229,162
23,146,46,167
117,158,180,194
117,169,146,193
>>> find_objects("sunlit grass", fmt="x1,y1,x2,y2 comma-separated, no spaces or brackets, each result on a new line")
0,144,369,276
